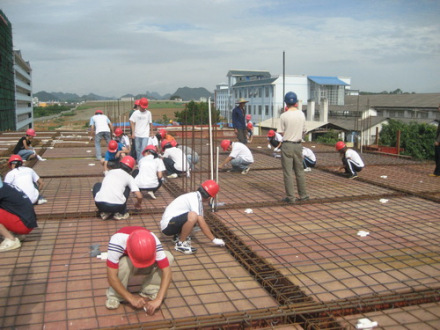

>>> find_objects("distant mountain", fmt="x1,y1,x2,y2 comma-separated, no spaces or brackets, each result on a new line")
34,91,114,102
171,87,213,101
35,87,213,103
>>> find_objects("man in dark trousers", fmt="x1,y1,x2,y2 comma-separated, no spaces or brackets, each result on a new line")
430,120,440,177
232,98,248,144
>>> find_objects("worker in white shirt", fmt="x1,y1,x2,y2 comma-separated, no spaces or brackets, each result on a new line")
302,147,316,172
219,140,254,175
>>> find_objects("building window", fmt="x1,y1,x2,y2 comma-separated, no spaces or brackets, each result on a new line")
258,105,262,115
265,105,269,116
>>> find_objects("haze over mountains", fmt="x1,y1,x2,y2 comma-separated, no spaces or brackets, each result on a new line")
34,87,214,103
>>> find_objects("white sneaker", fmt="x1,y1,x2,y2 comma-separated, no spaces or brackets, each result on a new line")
114,212,129,220
212,238,225,246
304,168,312,172
147,191,156,199
105,298,120,310
167,173,178,179
100,212,112,220
0,238,21,252
175,241,194,254
241,167,250,175
37,155,47,161
37,198,48,205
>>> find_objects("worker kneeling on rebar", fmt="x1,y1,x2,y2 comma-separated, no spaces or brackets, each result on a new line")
160,180,225,254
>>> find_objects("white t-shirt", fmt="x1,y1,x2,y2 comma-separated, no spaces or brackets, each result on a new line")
160,191,203,231
95,168,139,204
345,149,365,167
90,115,111,134
230,142,254,163
117,135,131,149
135,155,166,189
4,167,40,204
302,147,316,161
129,110,152,138
163,147,189,172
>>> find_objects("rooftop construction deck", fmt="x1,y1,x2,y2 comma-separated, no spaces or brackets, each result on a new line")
0,130,439,329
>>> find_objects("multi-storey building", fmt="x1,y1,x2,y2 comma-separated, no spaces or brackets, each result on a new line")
215,70,350,124
14,50,33,130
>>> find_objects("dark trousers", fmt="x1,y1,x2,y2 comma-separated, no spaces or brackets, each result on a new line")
92,182,130,214
342,157,363,176
434,145,440,175
162,158,185,176
236,129,247,144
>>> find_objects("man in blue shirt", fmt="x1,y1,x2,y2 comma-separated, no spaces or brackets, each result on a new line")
232,98,248,144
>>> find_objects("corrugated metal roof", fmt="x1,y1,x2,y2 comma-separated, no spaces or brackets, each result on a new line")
344,93,440,108
308,76,348,86
227,70,271,78
234,77,278,87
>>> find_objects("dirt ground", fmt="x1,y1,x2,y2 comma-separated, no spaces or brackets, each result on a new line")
34,105,182,131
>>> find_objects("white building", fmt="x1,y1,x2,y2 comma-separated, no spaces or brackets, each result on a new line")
14,50,33,130
215,70,350,125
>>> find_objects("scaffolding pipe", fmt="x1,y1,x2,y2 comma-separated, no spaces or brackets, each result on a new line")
208,97,214,180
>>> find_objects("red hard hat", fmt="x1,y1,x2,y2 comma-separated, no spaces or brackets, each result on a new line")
161,139,172,150
267,130,275,137
220,140,231,151
201,180,220,198
26,128,36,137
108,140,118,152
246,114,251,121
114,128,123,136
142,145,157,155
139,97,149,108
134,99,140,106
247,122,253,129
170,139,178,147
126,229,157,268
335,141,346,151
120,155,135,169
8,154,23,167
159,129,167,139
95,110,103,114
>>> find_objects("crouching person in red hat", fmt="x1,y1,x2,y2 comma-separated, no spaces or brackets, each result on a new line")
160,180,225,254
0,177,37,252
105,226,173,315
93,156,143,220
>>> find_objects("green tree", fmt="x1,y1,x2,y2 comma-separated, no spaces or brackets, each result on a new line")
315,130,339,145
379,119,436,160
174,101,220,125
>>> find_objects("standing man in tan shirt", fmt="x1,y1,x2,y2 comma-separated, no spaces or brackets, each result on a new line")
279,92,309,203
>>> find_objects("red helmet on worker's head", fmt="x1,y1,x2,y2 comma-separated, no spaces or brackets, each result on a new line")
161,139,172,150
8,154,23,168
134,99,140,106
95,109,103,115
159,129,167,139
142,145,158,155
139,97,149,109
26,128,36,137
246,114,251,121
114,128,123,137
267,130,275,138
170,139,178,147
126,229,157,268
108,140,119,152
220,140,231,151
120,155,135,170
247,122,253,129
335,141,346,151
200,180,220,198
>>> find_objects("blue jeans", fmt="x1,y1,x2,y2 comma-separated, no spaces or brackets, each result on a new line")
135,137,150,162
95,132,111,160
18,149,35,160
230,157,252,171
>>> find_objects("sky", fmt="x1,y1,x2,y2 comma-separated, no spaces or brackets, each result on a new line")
1,0,440,98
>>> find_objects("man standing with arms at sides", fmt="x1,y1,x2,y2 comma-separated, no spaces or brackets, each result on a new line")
279,92,309,204
130,97,153,162
90,110,114,161
232,98,248,144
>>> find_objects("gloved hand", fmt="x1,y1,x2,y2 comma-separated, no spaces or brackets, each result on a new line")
274,147,279,152
267,144,272,149
212,238,225,246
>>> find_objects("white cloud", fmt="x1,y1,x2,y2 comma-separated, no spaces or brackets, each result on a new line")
2,0,439,96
